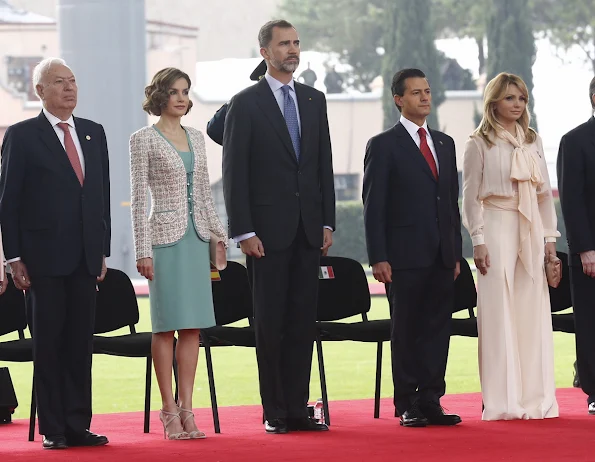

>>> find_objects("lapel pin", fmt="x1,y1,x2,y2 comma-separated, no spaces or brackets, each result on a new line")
309,97,312,101
86,135,91,140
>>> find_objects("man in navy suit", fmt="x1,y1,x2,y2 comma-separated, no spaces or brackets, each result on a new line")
0,58,110,449
557,76,595,415
363,68,462,427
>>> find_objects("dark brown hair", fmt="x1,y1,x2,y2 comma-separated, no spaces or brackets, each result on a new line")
391,68,427,113
590,75,595,109
142,68,193,116
258,19,294,48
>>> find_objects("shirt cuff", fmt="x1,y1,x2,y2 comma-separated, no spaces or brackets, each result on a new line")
471,235,485,246
233,232,256,243
545,237,557,243
6,257,21,263
324,226,333,231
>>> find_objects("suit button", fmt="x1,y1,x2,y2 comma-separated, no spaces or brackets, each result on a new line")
436,218,439,223
295,192,300,197
298,170,301,175
437,196,441,201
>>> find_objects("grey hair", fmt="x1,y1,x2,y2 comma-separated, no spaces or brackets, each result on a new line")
32,57,68,98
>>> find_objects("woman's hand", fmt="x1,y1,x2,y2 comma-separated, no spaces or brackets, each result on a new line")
474,244,490,276
136,257,154,281
545,242,557,260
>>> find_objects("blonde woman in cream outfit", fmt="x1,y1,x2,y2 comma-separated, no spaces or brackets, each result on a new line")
462,72,559,421
130,68,228,439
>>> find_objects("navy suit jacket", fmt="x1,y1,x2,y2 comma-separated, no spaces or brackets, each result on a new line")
0,112,111,277
362,122,462,270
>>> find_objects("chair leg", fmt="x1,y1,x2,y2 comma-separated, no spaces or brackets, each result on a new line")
28,378,36,442
315,334,330,426
144,356,152,433
173,359,179,404
202,339,220,434
374,342,383,419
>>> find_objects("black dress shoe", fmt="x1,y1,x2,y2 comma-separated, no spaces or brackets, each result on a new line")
419,403,462,426
65,430,109,447
265,419,288,434
399,405,428,427
287,417,329,432
42,435,68,450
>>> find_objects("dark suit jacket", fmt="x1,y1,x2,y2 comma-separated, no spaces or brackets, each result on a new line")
0,112,111,277
362,122,462,270
222,78,335,251
206,103,227,146
557,116,595,267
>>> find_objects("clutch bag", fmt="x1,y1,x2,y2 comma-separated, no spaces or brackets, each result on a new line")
209,232,227,271
545,254,561,288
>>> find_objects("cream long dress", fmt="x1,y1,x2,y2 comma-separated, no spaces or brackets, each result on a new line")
462,126,560,421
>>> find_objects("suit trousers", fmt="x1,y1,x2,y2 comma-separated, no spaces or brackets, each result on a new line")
570,265,595,404
389,256,454,414
249,222,320,420
26,259,97,436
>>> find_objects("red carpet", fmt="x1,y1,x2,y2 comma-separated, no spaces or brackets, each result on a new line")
1,388,592,461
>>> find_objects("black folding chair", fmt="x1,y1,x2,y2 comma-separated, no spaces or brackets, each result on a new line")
315,256,378,423
92,268,154,433
0,274,36,441
200,260,255,433
549,251,574,333
450,258,478,337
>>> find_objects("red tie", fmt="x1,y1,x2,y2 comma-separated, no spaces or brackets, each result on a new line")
418,127,438,180
57,122,84,185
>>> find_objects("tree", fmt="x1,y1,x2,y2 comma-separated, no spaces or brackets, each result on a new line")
279,0,385,92
432,0,489,75
486,0,538,128
383,0,445,129
531,0,595,73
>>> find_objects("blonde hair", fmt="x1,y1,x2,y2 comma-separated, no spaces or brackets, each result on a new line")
474,72,536,147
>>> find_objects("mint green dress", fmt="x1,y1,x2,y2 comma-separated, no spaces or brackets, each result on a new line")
149,127,216,333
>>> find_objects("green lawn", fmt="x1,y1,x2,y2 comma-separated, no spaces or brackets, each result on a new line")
0,296,577,419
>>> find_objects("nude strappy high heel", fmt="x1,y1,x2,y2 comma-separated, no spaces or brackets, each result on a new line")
177,405,206,439
159,409,190,440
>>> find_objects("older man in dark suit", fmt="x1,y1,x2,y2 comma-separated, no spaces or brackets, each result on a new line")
0,58,110,449
223,20,335,434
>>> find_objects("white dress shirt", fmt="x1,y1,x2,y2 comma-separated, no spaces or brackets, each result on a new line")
43,108,86,175
399,115,439,173
233,72,331,244
6,109,85,264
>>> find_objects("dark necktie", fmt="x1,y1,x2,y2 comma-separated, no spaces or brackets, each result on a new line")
418,127,438,180
280,85,300,160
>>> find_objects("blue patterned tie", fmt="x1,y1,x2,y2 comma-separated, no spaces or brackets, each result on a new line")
281,85,300,160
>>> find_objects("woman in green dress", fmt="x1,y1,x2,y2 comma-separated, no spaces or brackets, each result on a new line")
130,68,228,440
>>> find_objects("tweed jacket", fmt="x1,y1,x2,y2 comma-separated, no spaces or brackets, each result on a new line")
130,125,227,260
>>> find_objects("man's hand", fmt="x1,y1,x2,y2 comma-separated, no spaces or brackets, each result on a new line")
321,228,333,256
580,250,595,278
454,260,461,280
97,256,108,282
474,244,490,276
136,257,154,281
10,261,31,290
372,261,392,283
240,235,265,258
